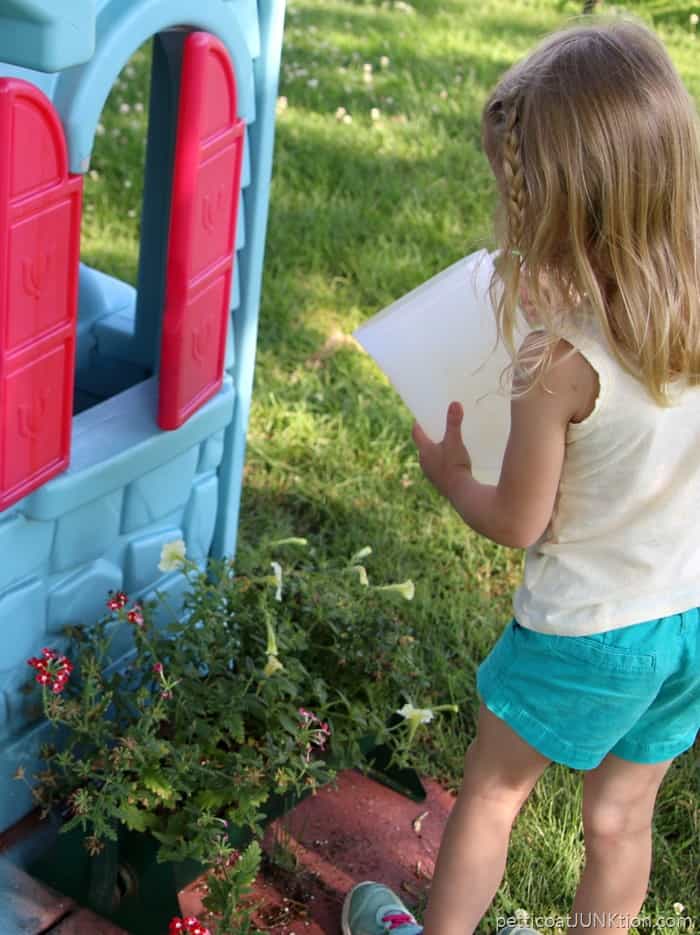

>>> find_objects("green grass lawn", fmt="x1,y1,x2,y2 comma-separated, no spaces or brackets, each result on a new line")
83,1,698,929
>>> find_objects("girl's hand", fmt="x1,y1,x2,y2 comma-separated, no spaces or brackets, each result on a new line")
411,401,472,500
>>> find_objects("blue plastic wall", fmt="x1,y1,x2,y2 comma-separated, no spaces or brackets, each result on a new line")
0,0,286,832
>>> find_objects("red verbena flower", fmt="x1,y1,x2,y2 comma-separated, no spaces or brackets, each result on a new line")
106,590,129,611
299,708,332,761
126,605,144,626
224,848,241,868
27,651,73,694
169,917,211,935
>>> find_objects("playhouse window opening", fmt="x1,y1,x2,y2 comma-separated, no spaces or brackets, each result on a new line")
74,40,154,415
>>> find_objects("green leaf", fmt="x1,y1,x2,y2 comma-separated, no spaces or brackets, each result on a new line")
151,829,180,847
115,805,159,832
142,770,176,802
278,712,299,735
194,789,234,811
236,840,263,888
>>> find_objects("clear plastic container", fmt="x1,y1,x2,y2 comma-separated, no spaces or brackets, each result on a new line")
354,250,525,485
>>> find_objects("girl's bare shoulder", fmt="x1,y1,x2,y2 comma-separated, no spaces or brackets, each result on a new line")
516,332,599,424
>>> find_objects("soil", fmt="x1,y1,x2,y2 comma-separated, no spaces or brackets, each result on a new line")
178,767,457,934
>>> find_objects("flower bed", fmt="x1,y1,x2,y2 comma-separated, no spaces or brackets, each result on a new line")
19,536,457,933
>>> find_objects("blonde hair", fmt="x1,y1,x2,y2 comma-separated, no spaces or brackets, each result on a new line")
482,16,700,404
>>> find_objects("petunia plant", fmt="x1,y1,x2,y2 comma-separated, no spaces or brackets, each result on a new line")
21,536,457,933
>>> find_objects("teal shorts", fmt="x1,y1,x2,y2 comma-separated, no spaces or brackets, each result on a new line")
476,608,700,770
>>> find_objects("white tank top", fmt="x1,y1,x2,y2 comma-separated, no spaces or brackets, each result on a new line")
513,314,700,636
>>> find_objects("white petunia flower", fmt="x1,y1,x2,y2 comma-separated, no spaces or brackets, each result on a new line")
380,55,390,69
270,536,307,547
271,561,283,601
374,580,415,600
350,545,372,564
371,107,381,121
353,565,369,586
397,703,434,724
397,700,458,745
158,539,186,572
265,617,279,656
263,654,284,677
673,904,685,916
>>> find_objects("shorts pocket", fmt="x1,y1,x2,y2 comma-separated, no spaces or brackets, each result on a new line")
548,633,656,675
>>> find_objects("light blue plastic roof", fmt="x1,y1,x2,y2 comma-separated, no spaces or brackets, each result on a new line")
0,1,96,73
0,0,254,173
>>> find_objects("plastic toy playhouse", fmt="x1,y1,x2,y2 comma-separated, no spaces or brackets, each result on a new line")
0,0,285,834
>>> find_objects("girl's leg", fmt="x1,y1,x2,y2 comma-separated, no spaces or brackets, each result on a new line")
569,753,675,935
422,702,551,935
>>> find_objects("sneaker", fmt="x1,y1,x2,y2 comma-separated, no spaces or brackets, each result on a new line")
342,881,423,934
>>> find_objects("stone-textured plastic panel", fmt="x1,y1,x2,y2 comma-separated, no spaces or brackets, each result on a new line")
0,513,54,593
124,527,184,594
197,429,226,474
122,448,199,534
47,559,123,633
183,474,219,561
0,579,46,671
51,489,123,573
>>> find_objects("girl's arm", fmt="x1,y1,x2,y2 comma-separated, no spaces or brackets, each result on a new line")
412,337,597,549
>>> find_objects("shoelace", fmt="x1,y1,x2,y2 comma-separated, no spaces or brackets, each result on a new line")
382,911,418,930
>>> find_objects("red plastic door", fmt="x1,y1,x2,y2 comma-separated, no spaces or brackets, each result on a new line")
0,79,82,511
159,32,245,430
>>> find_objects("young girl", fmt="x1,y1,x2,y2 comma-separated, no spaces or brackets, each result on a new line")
342,15,700,935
